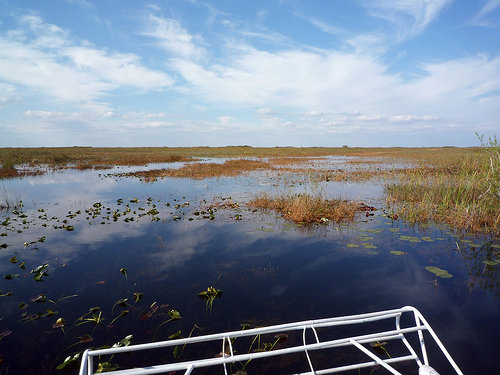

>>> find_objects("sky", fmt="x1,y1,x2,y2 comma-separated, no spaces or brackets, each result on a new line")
0,0,498,147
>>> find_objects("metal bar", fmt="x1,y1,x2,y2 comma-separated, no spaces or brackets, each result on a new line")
79,350,89,375
85,326,427,375
349,339,402,375
78,306,463,375
292,355,417,375
86,309,409,357
395,312,423,367
406,307,464,375
302,325,316,374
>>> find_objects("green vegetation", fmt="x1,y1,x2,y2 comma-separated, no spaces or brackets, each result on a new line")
386,136,499,234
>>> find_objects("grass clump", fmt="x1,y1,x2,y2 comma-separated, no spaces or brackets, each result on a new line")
0,160,18,178
127,159,271,179
386,135,499,234
248,193,361,224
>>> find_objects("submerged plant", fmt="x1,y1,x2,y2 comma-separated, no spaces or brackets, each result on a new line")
198,286,222,314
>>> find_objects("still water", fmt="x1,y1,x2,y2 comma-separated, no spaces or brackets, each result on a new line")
0,159,498,374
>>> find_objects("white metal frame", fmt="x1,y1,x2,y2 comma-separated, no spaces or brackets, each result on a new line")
78,306,463,375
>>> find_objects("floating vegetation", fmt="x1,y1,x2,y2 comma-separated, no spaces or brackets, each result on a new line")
120,268,127,280
425,266,453,278
31,263,49,281
390,251,407,255
399,235,422,243
199,286,222,313
0,146,498,373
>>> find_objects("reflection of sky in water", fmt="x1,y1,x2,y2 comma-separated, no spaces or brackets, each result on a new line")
0,161,498,374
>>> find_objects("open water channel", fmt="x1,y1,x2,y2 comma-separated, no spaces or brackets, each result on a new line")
0,157,498,374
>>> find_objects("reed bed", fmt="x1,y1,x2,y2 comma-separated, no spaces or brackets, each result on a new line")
126,159,271,179
248,193,361,224
386,138,499,234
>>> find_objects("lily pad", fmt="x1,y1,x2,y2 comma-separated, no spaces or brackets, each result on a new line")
346,244,360,248
425,266,453,278
390,251,406,255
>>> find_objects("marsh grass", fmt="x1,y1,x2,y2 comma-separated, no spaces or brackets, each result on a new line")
386,137,500,234
248,193,361,224
0,148,192,177
126,159,271,179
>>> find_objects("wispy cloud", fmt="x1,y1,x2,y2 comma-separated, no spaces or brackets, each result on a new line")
142,13,206,60
168,41,499,131
470,0,500,27
0,83,19,108
293,12,345,37
362,0,453,41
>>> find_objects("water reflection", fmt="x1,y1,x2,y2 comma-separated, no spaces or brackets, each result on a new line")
0,163,498,374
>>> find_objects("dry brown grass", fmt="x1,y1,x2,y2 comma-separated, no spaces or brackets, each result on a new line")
0,166,18,178
248,193,361,224
126,159,271,179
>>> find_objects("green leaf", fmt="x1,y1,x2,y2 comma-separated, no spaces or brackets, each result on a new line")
133,292,143,303
55,353,81,370
390,251,406,255
113,334,133,348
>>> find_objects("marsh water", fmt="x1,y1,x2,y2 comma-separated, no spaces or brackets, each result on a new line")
0,157,498,374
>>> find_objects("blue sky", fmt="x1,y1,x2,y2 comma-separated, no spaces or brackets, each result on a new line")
0,0,498,147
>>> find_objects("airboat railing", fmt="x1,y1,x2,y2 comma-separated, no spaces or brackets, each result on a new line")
79,305,463,375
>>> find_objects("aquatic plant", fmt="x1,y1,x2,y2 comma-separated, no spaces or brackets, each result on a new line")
198,286,222,314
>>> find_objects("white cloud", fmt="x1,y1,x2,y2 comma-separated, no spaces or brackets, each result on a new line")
356,115,383,122
218,115,234,125
363,0,453,40
304,110,323,118
389,115,439,122
167,41,499,130
169,48,400,113
0,15,172,106
0,83,18,107
142,14,206,60
255,108,274,118
63,46,172,90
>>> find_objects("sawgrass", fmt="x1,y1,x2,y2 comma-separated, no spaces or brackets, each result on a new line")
386,136,499,234
248,193,361,224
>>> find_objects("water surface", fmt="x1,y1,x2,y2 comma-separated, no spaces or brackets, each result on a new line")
0,159,498,374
